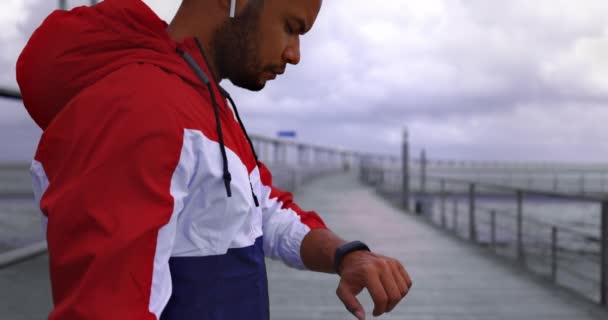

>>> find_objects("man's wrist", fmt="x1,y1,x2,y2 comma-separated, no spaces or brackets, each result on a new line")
334,240,370,274
300,228,346,273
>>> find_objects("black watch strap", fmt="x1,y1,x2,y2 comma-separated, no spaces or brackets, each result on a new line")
334,240,370,274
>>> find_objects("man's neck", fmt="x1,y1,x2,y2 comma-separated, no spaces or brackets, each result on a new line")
167,2,223,82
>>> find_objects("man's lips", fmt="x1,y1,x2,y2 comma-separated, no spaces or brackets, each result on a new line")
265,69,284,80
262,66,285,81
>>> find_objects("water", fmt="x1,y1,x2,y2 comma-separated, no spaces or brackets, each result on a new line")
411,168,608,196
0,198,44,253
0,163,32,195
377,169,605,239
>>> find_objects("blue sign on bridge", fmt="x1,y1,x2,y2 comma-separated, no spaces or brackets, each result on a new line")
277,130,297,138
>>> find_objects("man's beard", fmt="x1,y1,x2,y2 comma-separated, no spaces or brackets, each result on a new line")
212,4,266,91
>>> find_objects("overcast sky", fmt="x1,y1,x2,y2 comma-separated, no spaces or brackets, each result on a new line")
1,0,607,163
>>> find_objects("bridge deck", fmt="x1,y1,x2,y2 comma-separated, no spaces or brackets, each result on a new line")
269,173,608,319
1,173,608,319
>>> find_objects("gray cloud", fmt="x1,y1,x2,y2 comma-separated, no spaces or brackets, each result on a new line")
1,0,608,163
223,0,608,162
0,0,56,88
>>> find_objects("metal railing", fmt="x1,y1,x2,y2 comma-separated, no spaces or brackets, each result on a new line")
430,177,606,303
0,88,21,100
250,134,355,191
359,130,608,308
363,166,608,306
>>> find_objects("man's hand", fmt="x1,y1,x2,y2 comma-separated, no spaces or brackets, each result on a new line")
337,251,412,319
300,229,412,319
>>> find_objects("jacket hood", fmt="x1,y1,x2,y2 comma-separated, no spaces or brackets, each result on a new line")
16,0,203,130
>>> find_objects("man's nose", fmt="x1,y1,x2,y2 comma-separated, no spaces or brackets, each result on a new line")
283,37,301,65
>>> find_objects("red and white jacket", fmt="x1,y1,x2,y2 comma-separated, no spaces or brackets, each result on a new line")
17,0,327,319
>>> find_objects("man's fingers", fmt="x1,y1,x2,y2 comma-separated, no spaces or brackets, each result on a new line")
336,280,366,320
338,253,413,318
390,260,409,297
379,262,403,313
398,262,413,288
365,274,389,317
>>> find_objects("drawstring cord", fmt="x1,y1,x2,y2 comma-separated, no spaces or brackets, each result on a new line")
176,38,261,207
176,46,232,198
218,86,261,207
217,86,260,164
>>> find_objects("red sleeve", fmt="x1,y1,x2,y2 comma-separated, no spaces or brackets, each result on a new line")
37,76,183,319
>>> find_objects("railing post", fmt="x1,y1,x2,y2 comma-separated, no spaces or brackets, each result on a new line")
363,156,370,184
551,226,558,283
553,174,559,192
420,149,427,195
252,139,260,161
342,152,349,172
491,210,496,252
453,199,458,235
290,168,297,192
273,141,280,165
517,190,525,263
378,157,385,186
601,201,608,306
469,183,477,242
263,141,269,163
330,150,341,170
402,129,410,211
297,145,305,167
282,144,289,165
440,180,446,228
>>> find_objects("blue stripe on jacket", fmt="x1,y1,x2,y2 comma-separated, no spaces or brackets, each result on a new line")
161,236,269,320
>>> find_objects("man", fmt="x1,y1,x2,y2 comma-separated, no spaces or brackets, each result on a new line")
16,0,412,319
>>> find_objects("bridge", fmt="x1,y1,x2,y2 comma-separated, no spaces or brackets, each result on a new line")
1,0,608,317
1,125,608,318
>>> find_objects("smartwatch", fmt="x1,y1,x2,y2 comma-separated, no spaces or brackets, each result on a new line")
334,240,371,274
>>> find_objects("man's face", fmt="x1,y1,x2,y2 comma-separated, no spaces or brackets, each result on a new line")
212,0,322,91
